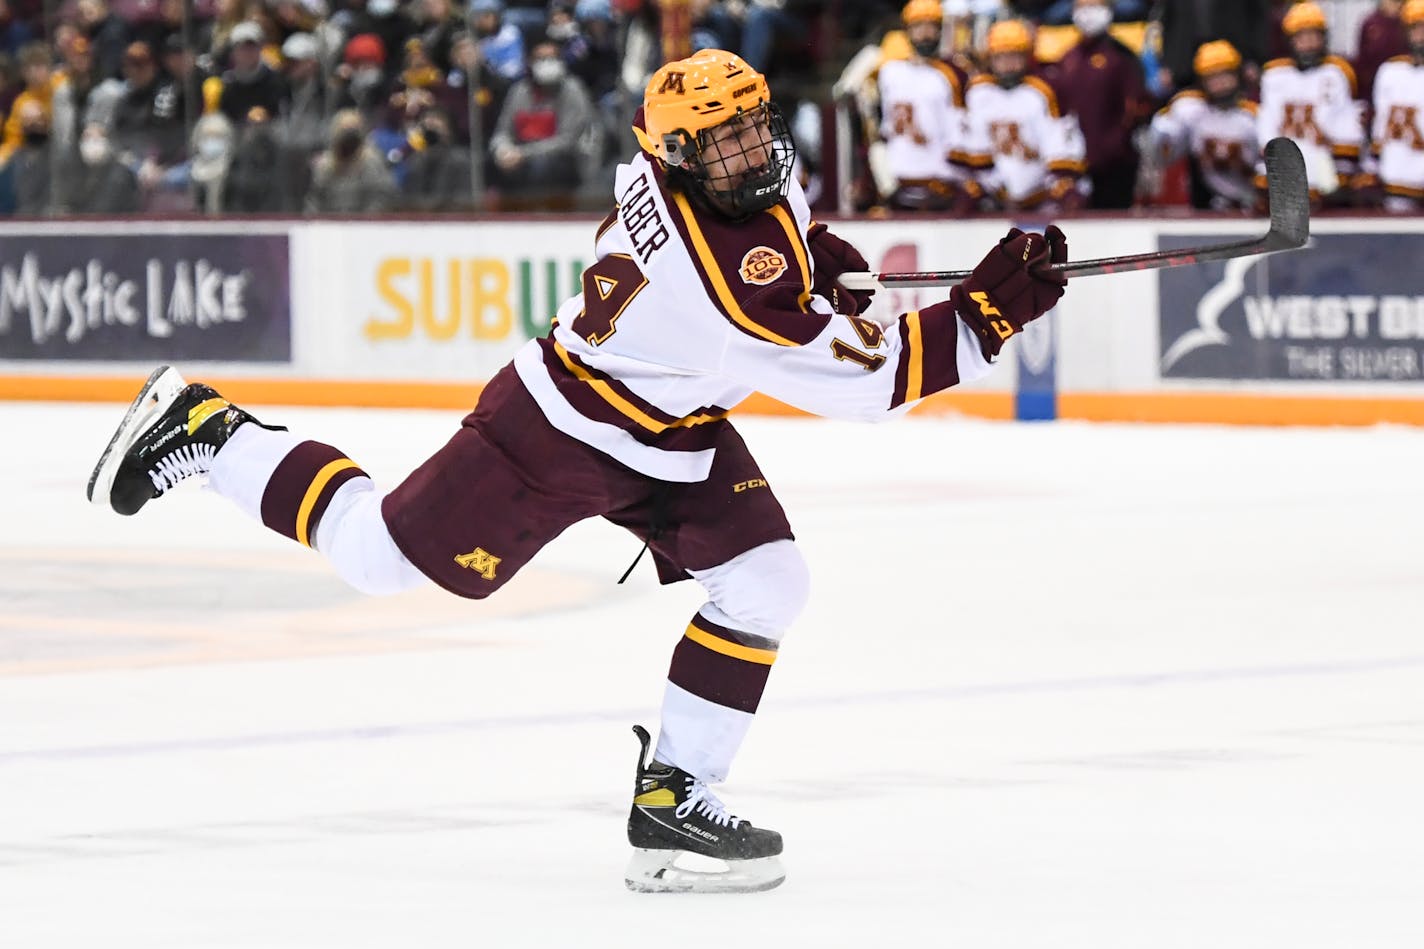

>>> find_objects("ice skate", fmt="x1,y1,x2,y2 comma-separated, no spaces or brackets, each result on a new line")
87,366,269,516
624,725,784,894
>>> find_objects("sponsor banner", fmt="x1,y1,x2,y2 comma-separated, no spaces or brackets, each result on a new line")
324,223,590,380
0,232,290,361
1158,233,1424,382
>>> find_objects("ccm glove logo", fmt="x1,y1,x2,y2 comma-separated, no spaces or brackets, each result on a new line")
969,291,1016,341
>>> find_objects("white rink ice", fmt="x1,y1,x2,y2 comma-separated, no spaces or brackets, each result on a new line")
2,400,1423,949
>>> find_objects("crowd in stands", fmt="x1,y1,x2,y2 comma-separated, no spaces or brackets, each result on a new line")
0,0,1416,215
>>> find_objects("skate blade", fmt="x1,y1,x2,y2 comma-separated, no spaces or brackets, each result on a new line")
624,849,785,894
86,366,188,510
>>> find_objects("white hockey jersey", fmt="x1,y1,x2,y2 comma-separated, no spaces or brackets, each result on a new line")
512,153,993,482
871,56,967,183
1151,89,1260,207
955,75,1086,207
1257,55,1363,193
1370,54,1424,198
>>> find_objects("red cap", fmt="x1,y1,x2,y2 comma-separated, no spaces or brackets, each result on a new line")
344,33,386,66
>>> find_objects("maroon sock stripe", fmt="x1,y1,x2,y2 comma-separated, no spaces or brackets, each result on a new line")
260,440,368,547
668,615,777,715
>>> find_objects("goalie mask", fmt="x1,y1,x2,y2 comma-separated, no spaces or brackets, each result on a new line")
639,49,795,220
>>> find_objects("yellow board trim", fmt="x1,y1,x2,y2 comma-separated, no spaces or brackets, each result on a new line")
767,205,813,313
904,311,924,403
671,191,797,346
684,622,778,666
552,341,726,433
296,458,359,548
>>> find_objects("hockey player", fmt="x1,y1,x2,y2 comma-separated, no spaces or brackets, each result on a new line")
1150,40,1261,211
1257,1,1366,205
954,19,1088,212
1367,0,1424,210
863,0,976,211
87,49,1068,894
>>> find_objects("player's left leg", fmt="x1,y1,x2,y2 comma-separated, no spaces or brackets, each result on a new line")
607,422,807,892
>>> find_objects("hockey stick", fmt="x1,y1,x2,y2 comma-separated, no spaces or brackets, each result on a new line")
839,136,1310,292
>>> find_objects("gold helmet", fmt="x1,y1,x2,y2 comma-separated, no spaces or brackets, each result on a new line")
640,49,794,218
986,20,1034,57
1282,2,1326,36
1403,0,1424,26
1193,39,1242,76
902,0,941,25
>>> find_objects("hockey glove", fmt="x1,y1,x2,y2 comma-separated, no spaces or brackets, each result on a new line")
808,221,874,316
950,225,1067,360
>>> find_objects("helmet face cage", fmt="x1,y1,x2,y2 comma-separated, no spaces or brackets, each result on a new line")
669,101,796,219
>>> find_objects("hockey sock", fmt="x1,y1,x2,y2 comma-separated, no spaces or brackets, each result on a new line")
208,424,369,548
656,610,780,782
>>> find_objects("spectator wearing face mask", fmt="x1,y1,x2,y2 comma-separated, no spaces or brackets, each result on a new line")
0,41,62,167
8,97,52,213
489,37,591,209
306,107,398,212
1054,0,1153,208
470,0,525,82
343,0,416,81
189,76,235,212
402,106,473,209
336,32,391,112
221,21,287,127
60,120,141,213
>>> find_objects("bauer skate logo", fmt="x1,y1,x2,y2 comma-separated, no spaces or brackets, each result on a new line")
739,246,787,286
454,547,501,580
682,823,719,843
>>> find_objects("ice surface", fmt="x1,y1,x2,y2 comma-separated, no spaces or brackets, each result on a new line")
2,401,1422,948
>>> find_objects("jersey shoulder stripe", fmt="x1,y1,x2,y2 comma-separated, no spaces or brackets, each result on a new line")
1263,58,1293,73
928,60,965,105
662,182,827,347
1023,76,1061,117
1325,55,1358,94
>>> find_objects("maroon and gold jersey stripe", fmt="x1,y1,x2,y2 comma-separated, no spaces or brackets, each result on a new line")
891,301,964,409
537,339,729,452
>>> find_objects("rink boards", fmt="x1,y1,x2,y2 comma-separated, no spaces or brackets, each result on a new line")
1,215,1422,425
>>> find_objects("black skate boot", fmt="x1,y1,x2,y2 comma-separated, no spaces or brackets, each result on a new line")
87,366,272,516
625,724,785,893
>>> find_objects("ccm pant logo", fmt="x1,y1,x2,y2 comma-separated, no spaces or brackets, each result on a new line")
734,479,768,493
970,290,1015,340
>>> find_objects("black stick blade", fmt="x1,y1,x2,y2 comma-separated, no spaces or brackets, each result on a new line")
1263,136,1310,250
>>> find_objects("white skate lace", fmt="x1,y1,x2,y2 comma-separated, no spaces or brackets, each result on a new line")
674,777,743,829
148,443,216,494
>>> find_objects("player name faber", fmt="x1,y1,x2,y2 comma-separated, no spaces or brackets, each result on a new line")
618,171,671,264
